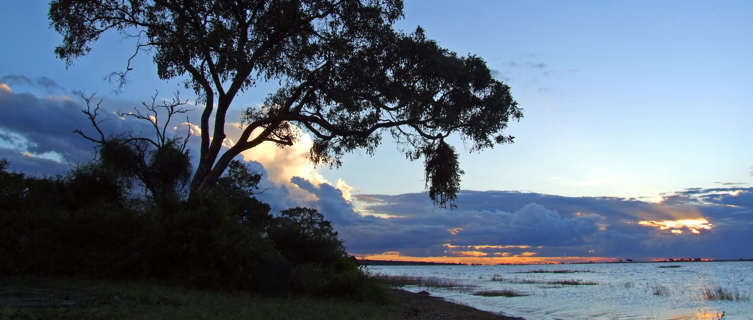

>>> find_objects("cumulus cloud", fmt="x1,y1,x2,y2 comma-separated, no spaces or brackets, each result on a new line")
3,76,753,263
346,188,753,260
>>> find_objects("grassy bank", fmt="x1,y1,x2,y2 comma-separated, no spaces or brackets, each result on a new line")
0,276,398,320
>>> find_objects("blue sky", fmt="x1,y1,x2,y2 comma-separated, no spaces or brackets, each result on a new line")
2,1,751,199
1,1,752,261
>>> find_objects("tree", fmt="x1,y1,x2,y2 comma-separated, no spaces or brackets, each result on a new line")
50,0,522,207
74,92,193,202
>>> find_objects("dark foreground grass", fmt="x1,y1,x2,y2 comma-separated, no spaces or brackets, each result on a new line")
0,276,399,320
471,290,529,297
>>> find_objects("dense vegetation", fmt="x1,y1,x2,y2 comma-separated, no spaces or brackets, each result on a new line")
0,157,386,301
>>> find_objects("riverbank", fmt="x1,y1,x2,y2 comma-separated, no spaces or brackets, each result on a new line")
0,277,520,320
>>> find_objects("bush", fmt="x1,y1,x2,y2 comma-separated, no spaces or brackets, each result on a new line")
268,207,388,301
0,161,285,292
0,159,386,301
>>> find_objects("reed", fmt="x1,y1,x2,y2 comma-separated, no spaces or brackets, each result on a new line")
701,286,749,301
370,274,473,290
471,289,529,297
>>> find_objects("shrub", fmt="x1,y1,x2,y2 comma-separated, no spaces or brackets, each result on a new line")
268,207,387,300
0,160,386,301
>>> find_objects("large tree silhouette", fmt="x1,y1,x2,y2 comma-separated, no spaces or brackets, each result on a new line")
50,0,521,207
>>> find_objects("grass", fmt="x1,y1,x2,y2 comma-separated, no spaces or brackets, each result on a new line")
490,276,538,284
0,276,399,320
513,269,593,274
471,289,529,297
370,274,474,290
651,285,671,296
547,280,598,286
701,286,750,301
490,275,597,286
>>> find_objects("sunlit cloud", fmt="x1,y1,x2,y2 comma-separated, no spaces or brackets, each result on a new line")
353,207,404,219
447,227,463,235
456,250,488,257
21,150,66,163
357,253,619,265
638,218,712,234
217,122,354,204
0,83,12,94
336,178,355,202
0,128,67,164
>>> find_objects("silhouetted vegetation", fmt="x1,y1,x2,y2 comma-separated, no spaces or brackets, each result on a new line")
489,275,597,286
0,157,385,301
370,274,474,290
512,269,594,274
471,289,529,297
651,284,671,296
701,286,750,301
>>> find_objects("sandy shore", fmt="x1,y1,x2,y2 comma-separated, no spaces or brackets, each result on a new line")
392,289,525,320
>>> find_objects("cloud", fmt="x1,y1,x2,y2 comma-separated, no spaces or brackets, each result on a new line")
0,77,354,203
347,188,753,260
3,76,753,263
0,83,164,175
0,83,11,94
0,75,65,94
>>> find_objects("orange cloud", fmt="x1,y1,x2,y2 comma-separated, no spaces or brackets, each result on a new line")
455,250,488,257
447,227,463,235
357,253,618,265
0,83,11,94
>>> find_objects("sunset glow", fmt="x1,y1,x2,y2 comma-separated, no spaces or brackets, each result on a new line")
357,252,618,265
638,218,712,234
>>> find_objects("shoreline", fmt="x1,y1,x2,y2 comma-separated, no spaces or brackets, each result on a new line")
392,288,525,320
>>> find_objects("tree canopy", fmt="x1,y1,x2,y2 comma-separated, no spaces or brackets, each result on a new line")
50,0,521,207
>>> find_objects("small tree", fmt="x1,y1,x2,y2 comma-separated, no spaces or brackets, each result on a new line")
51,0,522,207
74,92,193,202
267,207,344,265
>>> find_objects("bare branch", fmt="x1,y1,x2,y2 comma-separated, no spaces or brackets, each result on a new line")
74,92,106,144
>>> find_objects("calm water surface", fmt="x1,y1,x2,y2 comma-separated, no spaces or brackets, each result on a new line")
367,262,753,320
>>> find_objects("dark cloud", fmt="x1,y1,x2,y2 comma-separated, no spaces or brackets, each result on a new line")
0,85,163,174
1,75,65,93
3,76,752,262
345,188,753,260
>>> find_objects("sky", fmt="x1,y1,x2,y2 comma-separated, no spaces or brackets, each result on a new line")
1,1,752,263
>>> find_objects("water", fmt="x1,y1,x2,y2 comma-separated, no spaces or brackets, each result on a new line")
366,261,753,320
